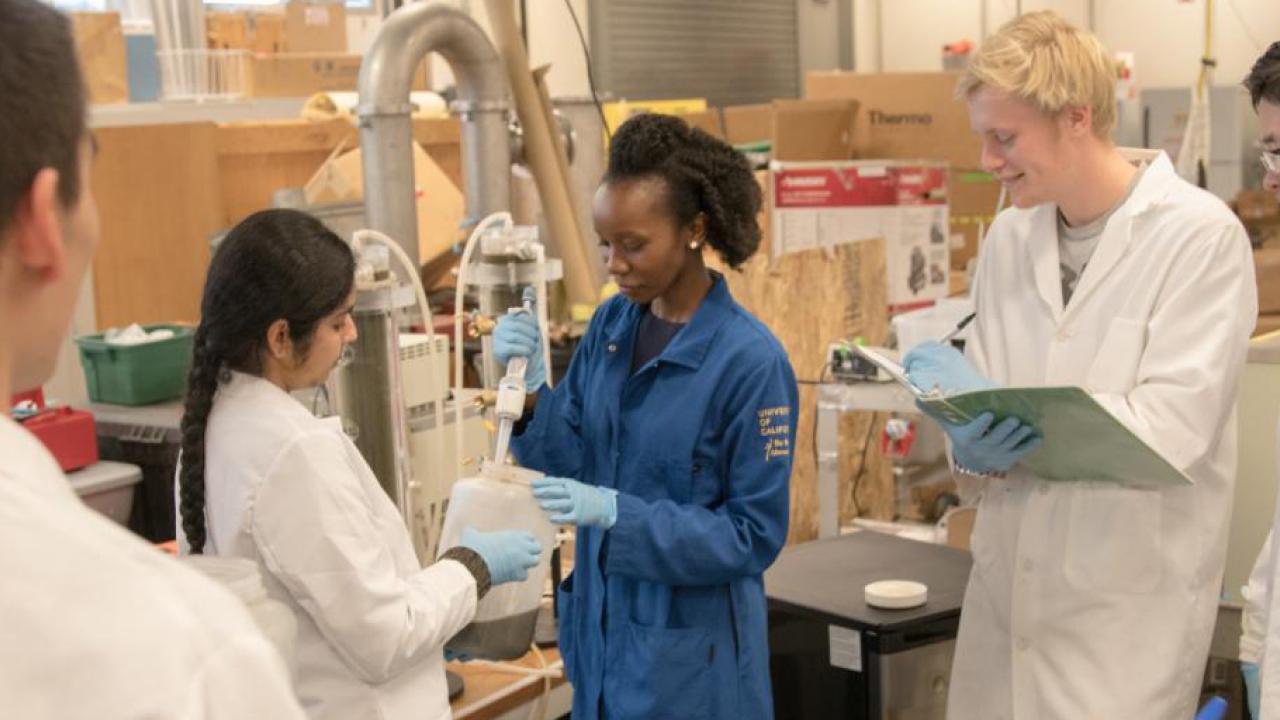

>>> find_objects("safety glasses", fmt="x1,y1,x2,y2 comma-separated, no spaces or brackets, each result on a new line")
1262,149,1280,175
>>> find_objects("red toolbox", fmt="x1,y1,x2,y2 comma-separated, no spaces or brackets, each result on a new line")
11,388,44,408
11,390,99,472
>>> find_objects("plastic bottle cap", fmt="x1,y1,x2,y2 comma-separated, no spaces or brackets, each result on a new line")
864,580,928,609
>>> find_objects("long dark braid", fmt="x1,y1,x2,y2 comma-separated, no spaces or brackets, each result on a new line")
177,209,355,554
604,113,763,268
178,327,221,554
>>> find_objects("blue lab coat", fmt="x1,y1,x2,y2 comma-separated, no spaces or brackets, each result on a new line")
513,273,797,720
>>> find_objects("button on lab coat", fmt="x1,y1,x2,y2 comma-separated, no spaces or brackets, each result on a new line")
0,414,304,719
946,153,1257,719
514,274,798,720
177,372,477,720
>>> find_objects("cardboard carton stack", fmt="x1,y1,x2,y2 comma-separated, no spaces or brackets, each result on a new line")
716,98,951,313
204,2,423,98
805,71,1001,275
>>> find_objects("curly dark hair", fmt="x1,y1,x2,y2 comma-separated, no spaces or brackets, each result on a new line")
1245,41,1280,109
179,209,355,554
604,113,762,269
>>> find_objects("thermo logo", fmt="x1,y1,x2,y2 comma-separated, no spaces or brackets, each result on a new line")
869,110,932,126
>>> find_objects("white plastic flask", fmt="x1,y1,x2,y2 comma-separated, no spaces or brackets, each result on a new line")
437,460,555,660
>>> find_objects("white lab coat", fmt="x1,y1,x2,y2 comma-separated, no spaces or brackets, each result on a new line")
0,414,304,719
176,371,477,720
947,153,1257,719
1242,420,1280,718
1241,531,1270,668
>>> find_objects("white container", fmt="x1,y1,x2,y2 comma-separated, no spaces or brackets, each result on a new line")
437,461,555,660
67,461,141,527
180,555,298,680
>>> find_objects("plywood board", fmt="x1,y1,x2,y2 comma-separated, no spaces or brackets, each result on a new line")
709,179,894,542
91,123,224,329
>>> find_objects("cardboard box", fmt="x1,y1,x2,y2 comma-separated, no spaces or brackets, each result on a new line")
603,98,707,135
305,141,463,264
285,2,347,53
769,160,950,313
70,12,129,105
1258,248,1280,315
246,53,427,97
805,71,979,168
948,170,1003,271
207,12,287,53
207,12,250,50
674,110,723,139
252,14,287,54
722,99,860,161
246,53,359,96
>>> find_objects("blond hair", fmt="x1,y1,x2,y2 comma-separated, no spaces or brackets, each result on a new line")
958,10,1119,139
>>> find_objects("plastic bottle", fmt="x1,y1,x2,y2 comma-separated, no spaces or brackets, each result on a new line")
180,554,299,680
437,461,555,660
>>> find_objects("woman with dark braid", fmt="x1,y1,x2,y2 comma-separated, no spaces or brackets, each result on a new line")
175,208,542,720
492,113,799,719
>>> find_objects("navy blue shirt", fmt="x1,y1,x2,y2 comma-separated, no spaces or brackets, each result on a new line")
630,309,685,373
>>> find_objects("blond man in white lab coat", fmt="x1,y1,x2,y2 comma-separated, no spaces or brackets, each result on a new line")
1238,39,1280,720
903,12,1257,719
0,1,305,716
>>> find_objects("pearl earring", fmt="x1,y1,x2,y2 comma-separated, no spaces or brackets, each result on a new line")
689,241,700,250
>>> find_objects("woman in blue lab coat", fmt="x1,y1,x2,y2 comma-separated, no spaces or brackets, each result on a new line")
496,113,798,720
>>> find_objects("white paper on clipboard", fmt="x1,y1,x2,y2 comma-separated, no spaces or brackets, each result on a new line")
851,345,925,398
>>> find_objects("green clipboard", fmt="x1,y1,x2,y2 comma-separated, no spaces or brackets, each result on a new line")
921,387,1190,486
852,345,1190,486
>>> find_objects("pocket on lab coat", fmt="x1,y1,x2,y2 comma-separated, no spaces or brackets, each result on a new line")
1064,483,1164,593
1085,318,1147,394
557,574,577,685
606,621,713,719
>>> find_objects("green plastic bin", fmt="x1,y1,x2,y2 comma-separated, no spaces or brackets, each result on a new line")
75,324,194,406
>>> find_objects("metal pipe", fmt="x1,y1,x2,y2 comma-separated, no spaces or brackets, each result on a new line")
357,2,511,271
353,2,510,509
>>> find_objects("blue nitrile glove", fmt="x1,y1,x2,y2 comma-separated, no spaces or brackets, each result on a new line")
444,648,472,662
938,412,1042,474
1244,661,1260,719
531,476,619,529
458,526,542,586
1195,696,1228,720
902,341,997,395
491,292,546,392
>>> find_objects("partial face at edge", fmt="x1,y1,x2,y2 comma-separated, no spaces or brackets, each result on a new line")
10,135,100,393
1259,99,1280,199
